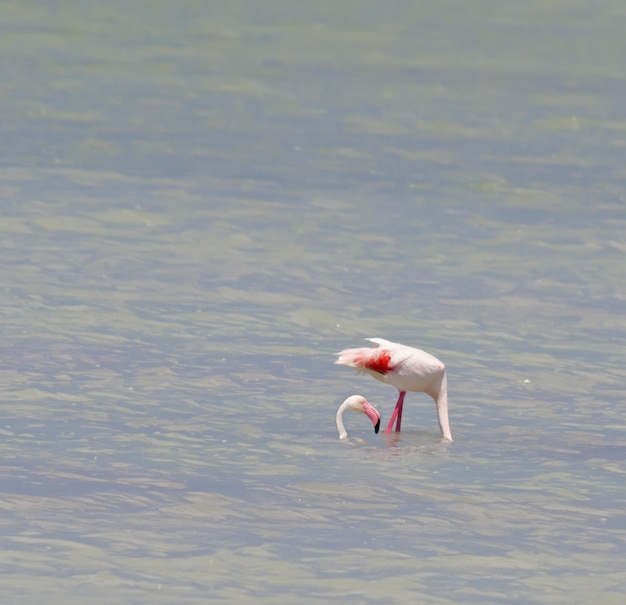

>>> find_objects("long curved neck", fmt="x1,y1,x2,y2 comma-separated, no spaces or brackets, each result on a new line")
336,401,350,439
434,372,453,441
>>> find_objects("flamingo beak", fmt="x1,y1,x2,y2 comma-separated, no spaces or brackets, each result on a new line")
362,401,381,434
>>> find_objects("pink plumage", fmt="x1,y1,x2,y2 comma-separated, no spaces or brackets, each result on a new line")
335,338,452,441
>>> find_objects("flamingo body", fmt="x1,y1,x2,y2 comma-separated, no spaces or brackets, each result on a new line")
335,338,452,441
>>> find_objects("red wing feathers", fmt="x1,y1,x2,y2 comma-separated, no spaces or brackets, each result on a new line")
336,347,394,375
362,350,393,375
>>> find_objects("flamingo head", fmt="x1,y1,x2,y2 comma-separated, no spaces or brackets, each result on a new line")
336,395,381,440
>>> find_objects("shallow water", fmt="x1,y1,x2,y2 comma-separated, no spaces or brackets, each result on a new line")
1,1,626,603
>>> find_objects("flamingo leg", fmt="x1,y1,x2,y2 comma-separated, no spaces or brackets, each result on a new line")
394,391,405,432
385,406,399,434
384,391,406,434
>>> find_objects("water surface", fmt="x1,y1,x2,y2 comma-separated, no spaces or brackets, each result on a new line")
1,1,626,603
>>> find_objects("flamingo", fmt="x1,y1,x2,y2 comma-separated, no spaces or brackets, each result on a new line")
335,338,453,441
335,395,381,440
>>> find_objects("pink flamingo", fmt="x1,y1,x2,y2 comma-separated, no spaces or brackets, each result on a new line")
335,338,453,441
335,394,381,440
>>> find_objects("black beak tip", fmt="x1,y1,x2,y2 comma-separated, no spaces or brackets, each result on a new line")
374,419,380,434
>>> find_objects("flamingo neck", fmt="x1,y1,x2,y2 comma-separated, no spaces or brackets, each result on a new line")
336,401,350,439
434,373,453,441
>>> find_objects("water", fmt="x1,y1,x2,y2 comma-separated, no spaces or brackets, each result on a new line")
1,1,625,603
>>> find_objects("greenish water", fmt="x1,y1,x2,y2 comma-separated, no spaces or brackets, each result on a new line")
1,1,625,603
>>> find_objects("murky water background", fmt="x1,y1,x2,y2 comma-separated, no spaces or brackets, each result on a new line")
1,1,625,603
